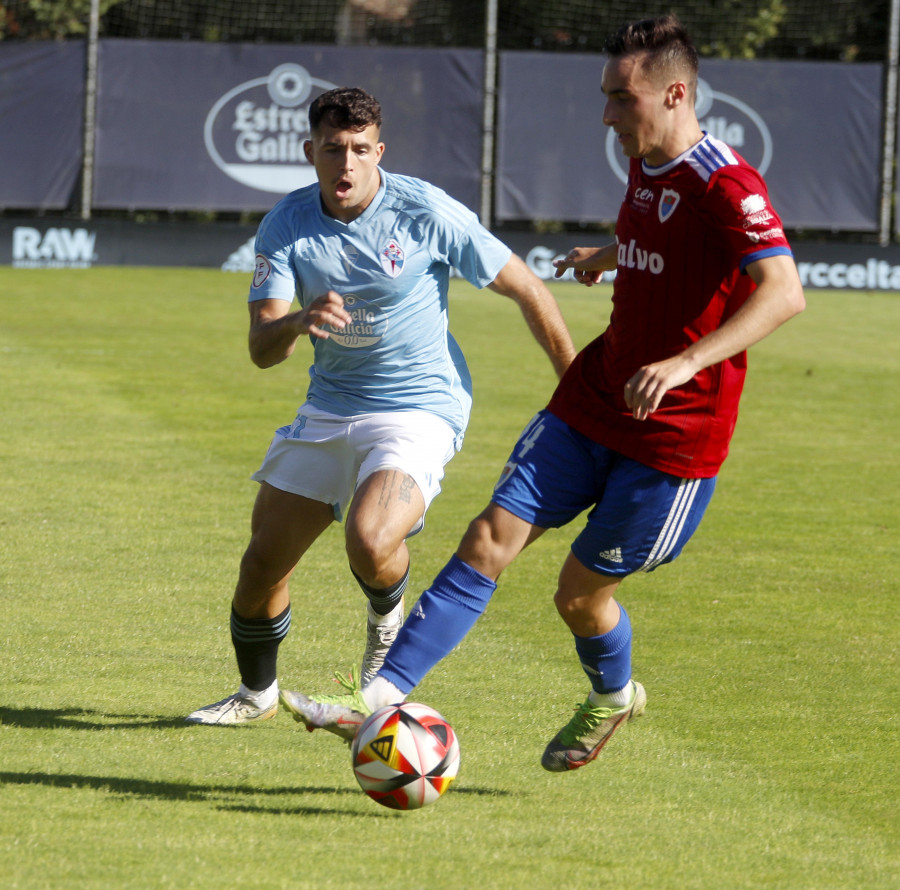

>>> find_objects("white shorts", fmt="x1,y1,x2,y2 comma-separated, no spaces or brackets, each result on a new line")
251,404,462,522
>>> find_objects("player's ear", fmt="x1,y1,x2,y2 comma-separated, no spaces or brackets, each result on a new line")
375,142,385,164
303,140,314,164
666,80,687,108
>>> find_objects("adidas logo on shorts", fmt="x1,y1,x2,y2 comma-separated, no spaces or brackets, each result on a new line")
597,547,624,563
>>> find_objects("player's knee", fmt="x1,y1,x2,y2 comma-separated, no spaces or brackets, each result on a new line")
345,524,396,582
238,541,267,585
553,587,576,621
456,515,509,578
238,537,288,590
552,585,597,622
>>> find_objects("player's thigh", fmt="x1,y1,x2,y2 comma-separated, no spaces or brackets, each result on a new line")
349,410,458,539
346,468,427,556
244,482,335,578
456,502,547,580
571,457,717,577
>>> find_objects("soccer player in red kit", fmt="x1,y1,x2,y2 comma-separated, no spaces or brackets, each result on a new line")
280,14,806,771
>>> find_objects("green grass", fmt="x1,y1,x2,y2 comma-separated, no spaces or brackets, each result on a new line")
0,268,897,889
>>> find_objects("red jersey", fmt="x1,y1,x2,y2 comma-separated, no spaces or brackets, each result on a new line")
547,135,793,478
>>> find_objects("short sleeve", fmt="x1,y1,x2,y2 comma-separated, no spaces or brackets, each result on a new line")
706,166,793,273
447,219,512,288
247,208,297,304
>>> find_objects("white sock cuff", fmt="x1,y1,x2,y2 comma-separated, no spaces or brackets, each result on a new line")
239,679,279,706
367,599,404,626
588,680,634,709
363,675,406,711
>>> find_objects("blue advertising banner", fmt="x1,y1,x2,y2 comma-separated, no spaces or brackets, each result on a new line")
0,42,85,209
5,217,899,293
0,39,887,233
92,40,484,213
496,53,882,231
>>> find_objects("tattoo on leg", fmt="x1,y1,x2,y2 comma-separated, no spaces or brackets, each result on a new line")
398,474,415,505
377,471,415,508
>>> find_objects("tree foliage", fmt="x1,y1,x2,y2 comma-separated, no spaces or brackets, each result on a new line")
0,0,890,61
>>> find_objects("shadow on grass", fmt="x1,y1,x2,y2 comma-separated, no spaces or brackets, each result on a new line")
0,770,509,816
0,770,389,817
0,705,188,730
1,706,512,813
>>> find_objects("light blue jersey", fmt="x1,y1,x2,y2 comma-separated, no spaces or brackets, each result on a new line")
249,170,512,437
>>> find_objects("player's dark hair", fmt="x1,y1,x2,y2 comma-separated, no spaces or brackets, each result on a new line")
309,87,382,133
604,15,699,100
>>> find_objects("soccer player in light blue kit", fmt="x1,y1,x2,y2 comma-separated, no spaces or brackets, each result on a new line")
187,87,575,724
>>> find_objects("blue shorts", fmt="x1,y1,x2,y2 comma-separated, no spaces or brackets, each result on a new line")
491,411,716,577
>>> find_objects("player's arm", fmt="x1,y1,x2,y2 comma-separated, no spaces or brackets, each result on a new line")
248,293,352,369
624,253,806,421
487,253,577,379
552,242,618,286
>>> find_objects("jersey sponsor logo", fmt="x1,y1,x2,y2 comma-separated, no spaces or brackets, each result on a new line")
325,293,387,348
380,239,405,278
617,237,664,274
605,77,773,183
741,194,767,215
740,193,774,228
658,189,680,223
747,227,785,243
12,226,96,268
742,210,774,228
252,254,271,287
631,187,654,214
204,64,337,193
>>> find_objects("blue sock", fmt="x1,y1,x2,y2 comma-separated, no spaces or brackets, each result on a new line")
379,555,497,694
573,605,632,694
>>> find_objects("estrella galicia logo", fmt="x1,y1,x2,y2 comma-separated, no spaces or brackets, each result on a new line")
605,76,773,183
204,63,337,193
325,293,387,349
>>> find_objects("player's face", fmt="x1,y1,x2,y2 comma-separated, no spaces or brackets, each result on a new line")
601,54,673,166
304,122,385,223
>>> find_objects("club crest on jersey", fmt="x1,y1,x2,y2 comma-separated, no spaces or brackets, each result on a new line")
659,189,680,223
380,239,405,278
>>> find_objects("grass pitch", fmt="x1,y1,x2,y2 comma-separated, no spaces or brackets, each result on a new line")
0,267,897,889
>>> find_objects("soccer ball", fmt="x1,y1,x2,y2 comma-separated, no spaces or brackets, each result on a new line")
351,702,460,810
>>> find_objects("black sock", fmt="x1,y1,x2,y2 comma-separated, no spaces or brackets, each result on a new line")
350,564,409,616
230,603,291,691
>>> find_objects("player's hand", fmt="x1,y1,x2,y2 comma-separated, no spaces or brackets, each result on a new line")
298,291,352,339
624,354,699,421
553,248,605,286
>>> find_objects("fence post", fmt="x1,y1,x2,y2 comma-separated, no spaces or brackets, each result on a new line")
479,0,498,229
80,0,100,220
880,0,900,245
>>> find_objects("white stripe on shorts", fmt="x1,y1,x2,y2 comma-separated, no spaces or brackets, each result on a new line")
640,478,701,572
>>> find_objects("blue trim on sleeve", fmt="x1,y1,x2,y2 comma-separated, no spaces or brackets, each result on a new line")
740,246,793,273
